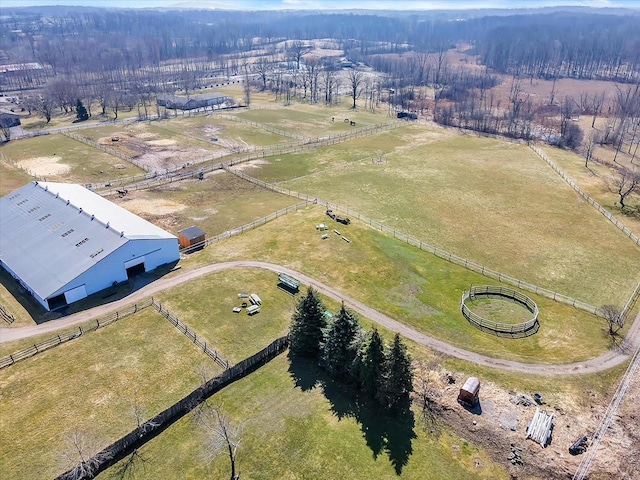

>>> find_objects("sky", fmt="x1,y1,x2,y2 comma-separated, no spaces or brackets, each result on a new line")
2,0,640,9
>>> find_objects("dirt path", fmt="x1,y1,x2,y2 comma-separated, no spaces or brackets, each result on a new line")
1,260,638,375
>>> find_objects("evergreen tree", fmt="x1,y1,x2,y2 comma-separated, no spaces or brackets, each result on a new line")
320,303,361,380
378,334,414,410
356,328,387,398
76,99,89,121
289,287,327,358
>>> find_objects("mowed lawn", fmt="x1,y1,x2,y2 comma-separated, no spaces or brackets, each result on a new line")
97,354,509,480
110,170,301,237
154,268,297,364
0,309,217,480
269,131,640,306
0,133,143,184
180,206,615,364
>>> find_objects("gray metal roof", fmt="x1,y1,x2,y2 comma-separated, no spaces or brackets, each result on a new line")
0,182,174,301
178,225,205,239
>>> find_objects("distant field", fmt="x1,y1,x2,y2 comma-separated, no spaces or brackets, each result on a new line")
0,309,215,480
538,144,640,237
96,354,509,480
109,170,300,237
258,131,640,306
244,122,450,183
0,133,143,184
235,102,394,138
181,206,615,364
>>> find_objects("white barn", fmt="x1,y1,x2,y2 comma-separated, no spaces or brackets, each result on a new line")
0,181,179,311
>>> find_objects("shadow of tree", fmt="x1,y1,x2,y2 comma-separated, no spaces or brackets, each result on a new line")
288,353,416,474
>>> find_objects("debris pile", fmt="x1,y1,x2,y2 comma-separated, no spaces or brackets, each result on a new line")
508,444,524,465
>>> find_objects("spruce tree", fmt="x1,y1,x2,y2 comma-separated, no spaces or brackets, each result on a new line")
76,99,89,121
378,334,414,410
356,328,386,398
289,287,327,358
320,303,361,379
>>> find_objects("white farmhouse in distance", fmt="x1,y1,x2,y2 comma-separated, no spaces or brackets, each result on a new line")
0,181,179,311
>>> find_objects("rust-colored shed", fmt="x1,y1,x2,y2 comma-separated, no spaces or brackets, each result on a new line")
457,377,481,407
178,225,205,249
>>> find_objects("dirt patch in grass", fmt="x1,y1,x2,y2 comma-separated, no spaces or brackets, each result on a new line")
147,139,177,146
18,156,70,177
231,159,270,171
119,196,188,216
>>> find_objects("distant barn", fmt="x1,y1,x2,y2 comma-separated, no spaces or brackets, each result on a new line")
0,182,179,311
178,225,205,249
157,92,231,111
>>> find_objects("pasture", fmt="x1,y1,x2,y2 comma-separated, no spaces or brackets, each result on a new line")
0,308,216,480
109,170,300,237
0,133,144,184
234,102,395,138
181,206,616,364
96,354,509,480
250,131,640,306
0,159,33,197
538,144,640,234
154,268,298,363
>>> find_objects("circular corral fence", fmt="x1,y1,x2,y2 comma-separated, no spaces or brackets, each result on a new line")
461,285,540,338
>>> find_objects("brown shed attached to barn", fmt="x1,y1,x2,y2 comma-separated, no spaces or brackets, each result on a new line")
457,377,481,407
178,225,205,249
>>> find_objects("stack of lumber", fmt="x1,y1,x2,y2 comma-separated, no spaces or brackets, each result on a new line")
526,407,554,447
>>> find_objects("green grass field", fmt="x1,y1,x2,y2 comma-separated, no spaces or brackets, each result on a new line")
243,122,446,183
110,170,301,237
96,354,509,480
255,131,640,307
465,297,534,325
0,160,34,197
538,144,640,236
154,268,296,363
0,308,219,480
0,133,144,184
234,102,394,138
180,206,616,364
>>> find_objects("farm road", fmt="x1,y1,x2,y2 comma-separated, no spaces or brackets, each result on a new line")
1,260,638,376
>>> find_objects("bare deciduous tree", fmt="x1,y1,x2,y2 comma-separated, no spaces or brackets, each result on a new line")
608,169,640,210
599,304,625,336
196,403,243,480
347,69,364,109
583,133,599,168
59,429,112,480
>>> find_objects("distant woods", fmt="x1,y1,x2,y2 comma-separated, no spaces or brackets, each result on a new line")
2,8,639,85
1,7,639,150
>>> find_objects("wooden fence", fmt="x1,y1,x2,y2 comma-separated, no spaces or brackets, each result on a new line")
0,304,15,324
0,299,153,370
224,167,603,317
91,119,402,193
54,336,290,480
460,285,540,338
530,145,640,247
180,200,312,253
62,131,151,172
151,299,229,369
